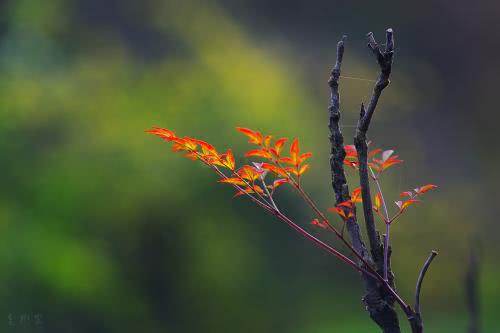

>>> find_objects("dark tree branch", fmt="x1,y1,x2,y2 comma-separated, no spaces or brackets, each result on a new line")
465,247,480,333
354,29,394,263
328,35,368,257
415,251,438,316
328,34,401,333
406,251,438,333
352,29,404,332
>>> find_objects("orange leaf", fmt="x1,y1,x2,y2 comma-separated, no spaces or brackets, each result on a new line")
218,178,246,185
298,164,310,175
400,199,419,211
245,149,273,160
298,152,313,164
236,127,263,145
290,138,300,165
344,145,357,158
416,184,437,194
344,160,358,169
337,201,353,208
274,138,288,156
203,154,225,167
181,137,198,151
285,167,298,176
278,157,294,165
233,187,254,198
272,178,288,189
145,127,177,141
252,185,264,194
184,152,199,160
351,187,362,203
224,149,235,170
237,165,262,181
374,192,382,210
368,148,382,159
261,163,289,178
329,207,347,219
400,191,413,198
263,135,273,147
233,185,264,198
191,139,217,155
382,157,403,171
172,137,197,152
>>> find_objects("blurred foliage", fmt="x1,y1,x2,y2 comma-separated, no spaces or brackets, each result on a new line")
0,0,498,332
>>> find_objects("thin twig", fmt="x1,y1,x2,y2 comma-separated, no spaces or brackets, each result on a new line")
260,175,280,212
415,250,438,315
207,155,380,280
370,167,391,282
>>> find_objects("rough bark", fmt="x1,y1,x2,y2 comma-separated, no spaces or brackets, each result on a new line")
353,29,401,333
328,33,400,333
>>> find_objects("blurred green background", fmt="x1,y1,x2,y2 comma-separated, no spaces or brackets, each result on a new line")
0,0,498,332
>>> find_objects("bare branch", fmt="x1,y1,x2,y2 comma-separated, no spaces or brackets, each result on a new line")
407,250,438,333
354,28,395,264
328,33,401,333
328,35,371,259
415,250,438,315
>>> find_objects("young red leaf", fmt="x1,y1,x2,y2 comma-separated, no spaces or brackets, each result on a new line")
329,207,347,220
191,139,217,155
245,149,273,160
272,178,288,189
261,163,289,178
184,151,199,160
351,187,362,204
263,135,273,147
298,152,313,164
368,148,382,159
401,199,419,211
237,165,262,181
298,164,310,176
224,149,235,170
344,145,357,158
290,138,300,165
381,157,403,171
337,201,353,208
278,157,294,165
400,191,413,198
233,184,265,198
145,127,177,141
274,138,288,156
236,127,263,145
286,167,299,176
374,192,382,210
416,184,438,194
219,178,246,186
171,137,197,152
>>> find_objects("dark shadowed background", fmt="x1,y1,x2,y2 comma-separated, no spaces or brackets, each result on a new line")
0,0,499,332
